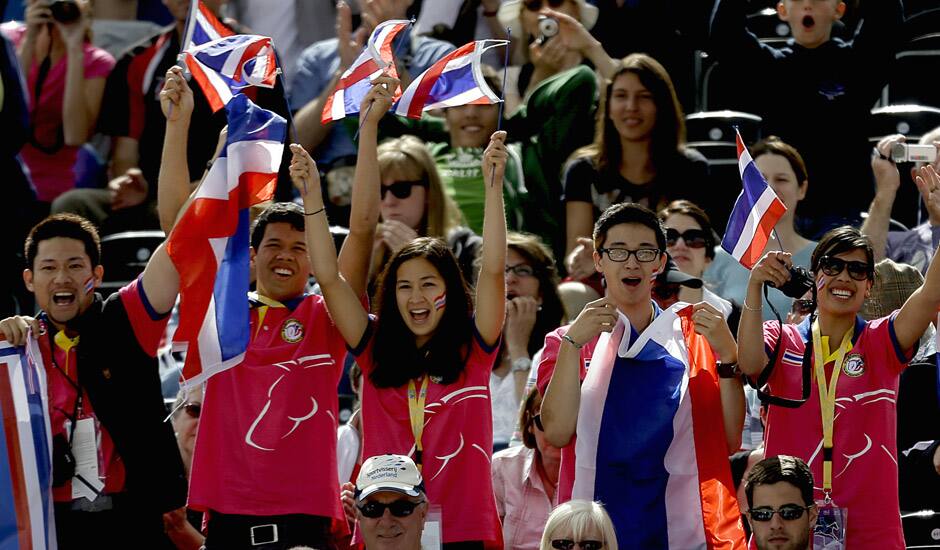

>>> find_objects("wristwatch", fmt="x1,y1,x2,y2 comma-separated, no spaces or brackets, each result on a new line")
511,357,532,373
717,361,740,379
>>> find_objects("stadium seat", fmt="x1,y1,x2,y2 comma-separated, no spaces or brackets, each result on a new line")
680,141,741,230
686,110,763,145
99,230,166,297
744,8,792,41
869,104,940,143
903,8,940,42
887,34,940,107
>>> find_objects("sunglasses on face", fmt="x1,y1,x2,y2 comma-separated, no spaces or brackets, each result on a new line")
532,413,544,431
506,263,537,278
183,403,201,419
524,0,567,11
357,499,424,519
598,247,660,263
380,180,428,200
666,228,709,249
748,504,813,522
818,256,870,281
551,540,604,550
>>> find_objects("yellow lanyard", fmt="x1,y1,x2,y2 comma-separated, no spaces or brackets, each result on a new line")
54,331,80,376
251,293,285,337
407,376,429,470
810,319,854,500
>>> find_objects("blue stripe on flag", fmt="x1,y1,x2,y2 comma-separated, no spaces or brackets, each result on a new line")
225,95,287,144
20,351,52,541
0,367,20,549
594,345,686,547
426,63,478,104
214,209,251,361
721,160,769,252
343,79,374,115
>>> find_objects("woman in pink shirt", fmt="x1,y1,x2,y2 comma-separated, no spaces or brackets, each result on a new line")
291,128,509,549
8,0,114,206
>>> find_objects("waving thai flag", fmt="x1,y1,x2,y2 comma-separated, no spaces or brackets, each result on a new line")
320,19,411,124
0,337,56,550
392,40,506,119
720,130,787,269
184,34,279,112
180,0,234,55
571,304,745,548
167,94,286,388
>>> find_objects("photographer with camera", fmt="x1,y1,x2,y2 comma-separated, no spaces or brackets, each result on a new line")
6,0,114,208
736,215,940,549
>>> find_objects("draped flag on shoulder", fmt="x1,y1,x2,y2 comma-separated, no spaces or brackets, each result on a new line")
0,337,56,550
571,303,745,548
392,40,506,119
320,19,411,124
720,130,787,269
184,34,279,112
180,0,234,55
167,94,286,389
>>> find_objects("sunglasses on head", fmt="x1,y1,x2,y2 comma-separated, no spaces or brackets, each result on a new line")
551,540,604,550
748,504,813,522
665,228,709,249
818,256,870,281
183,403,201,419
524,0,567,11
380,180,428,200
357,499,424,519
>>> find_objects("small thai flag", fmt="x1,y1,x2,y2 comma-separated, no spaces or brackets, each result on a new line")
320,19,411,124
180,0,233,56
781,349,804,368
720,131,787,269
392,40,506,119
184,34,279,112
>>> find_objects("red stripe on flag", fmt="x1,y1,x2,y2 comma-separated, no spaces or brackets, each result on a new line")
234,38,269,84
407,42,476,119
340,59,381,90
0,364,33,550
186,54,226,112
321,92,337,124
739,198,786,269
678,307,748,549
198,2,233,38
735,131,745,158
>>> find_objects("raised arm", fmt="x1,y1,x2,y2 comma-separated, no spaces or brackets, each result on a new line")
57,15,108,146
708,0,776,66
290,144,369,348
474,131,509,347
893,166,940,351
860,135,903,262
337,75,399,297
543,8,618,80
737,251,794,377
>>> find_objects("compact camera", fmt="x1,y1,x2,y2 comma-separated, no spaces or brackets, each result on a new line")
770,265,814,299
537,15,559,44
48,0,81,23
890,143,938,164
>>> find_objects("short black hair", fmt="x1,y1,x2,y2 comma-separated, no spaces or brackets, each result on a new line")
25,214,101,269
250,202,305,250
593,202,667,251
745,455,815,509
811,226,875,280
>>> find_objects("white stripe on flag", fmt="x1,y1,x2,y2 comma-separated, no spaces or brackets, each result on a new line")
8,349,46,549
422,88,487,112
220,40,248,76
662,373,708,548
738,146,753,178
730,187,779,260
193,159,230,201
331,88,346,120
226,140,283,177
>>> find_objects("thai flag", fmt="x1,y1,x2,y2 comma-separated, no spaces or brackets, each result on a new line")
782,349,804,368
184,34,279,112
720,131,787,269
571,304,745,548
320,19,411,124
392,40,505,119
167,94,286,389
0,337,56,550
180,0,234,56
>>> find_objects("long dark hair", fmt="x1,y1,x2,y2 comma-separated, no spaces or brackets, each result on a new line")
575,53,686,176
370,237,474,388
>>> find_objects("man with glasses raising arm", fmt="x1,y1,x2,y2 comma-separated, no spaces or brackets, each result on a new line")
744,455,817,550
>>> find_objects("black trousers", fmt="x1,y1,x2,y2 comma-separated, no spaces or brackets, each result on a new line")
54,496,172,549
204,512,336,550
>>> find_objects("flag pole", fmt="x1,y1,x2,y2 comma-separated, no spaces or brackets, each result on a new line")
736,125,785,253
490,30,511,187
271,48,306,195
354,18,415,141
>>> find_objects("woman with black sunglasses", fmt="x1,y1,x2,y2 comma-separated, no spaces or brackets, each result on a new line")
737,210,940,549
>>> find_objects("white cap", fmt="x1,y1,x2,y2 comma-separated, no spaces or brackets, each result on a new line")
497,0,600,42
355,455,424,502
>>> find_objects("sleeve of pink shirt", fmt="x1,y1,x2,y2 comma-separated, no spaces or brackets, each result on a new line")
118,276,171,357
536,328,564,396
762,319,782,356
82,44,115,78
871,312,915,374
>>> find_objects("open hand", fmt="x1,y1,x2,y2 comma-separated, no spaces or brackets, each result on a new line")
565,237,595,281
914,165,940,226
109,168,148,210
336,1,367,72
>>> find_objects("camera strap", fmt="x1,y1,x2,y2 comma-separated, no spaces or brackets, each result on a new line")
27,47,66,155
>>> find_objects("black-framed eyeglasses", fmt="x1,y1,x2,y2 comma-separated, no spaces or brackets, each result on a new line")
665,228,709,249
380,180,428,200
551,539,604,550
506,263,537,278
598,247,660,263
818,256,871,281
357,499,425,519
748,504,814,522
524,0,567,11
183,403,201,419
791,298,815,316
532,413,544,431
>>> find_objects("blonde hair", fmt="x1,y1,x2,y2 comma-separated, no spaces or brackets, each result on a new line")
540,500,618,550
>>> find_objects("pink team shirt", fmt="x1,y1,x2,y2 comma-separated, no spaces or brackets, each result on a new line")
43,277,168,501
762,314,912,550
189,294,347,525
354,321,502,547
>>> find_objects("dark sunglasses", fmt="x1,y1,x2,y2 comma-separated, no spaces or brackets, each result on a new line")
791,298,815,316
524,0,566,11
749,504,814,522
357,499,424,519
380,180,428,200
506,263,537,278
551,540,604,550
818,256,870,281
665,228,710,249
533,413,544,431
183,403,201,419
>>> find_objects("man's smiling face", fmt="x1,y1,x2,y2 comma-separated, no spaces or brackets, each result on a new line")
359,491,427,550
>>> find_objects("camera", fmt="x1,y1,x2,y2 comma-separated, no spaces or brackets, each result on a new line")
770,265,814,299
537,15,559,44
890,143,938,164
48,0,81,24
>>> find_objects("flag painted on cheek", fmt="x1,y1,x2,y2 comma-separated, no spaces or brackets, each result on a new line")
83,277,94,295
433,292,446,311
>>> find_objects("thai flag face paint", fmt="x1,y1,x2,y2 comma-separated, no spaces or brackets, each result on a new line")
816,275,827,292
83,276,95,295
433,292,446,311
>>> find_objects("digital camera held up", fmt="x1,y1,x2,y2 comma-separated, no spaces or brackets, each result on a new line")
537,15,559,44
48,0,81,24
770,265,814,299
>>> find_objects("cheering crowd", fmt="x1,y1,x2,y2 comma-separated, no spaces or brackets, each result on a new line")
1,0,940,548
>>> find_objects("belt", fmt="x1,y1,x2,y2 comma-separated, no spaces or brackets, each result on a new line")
206,512,333,548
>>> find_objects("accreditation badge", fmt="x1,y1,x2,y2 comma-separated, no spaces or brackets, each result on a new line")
814,501,848,549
